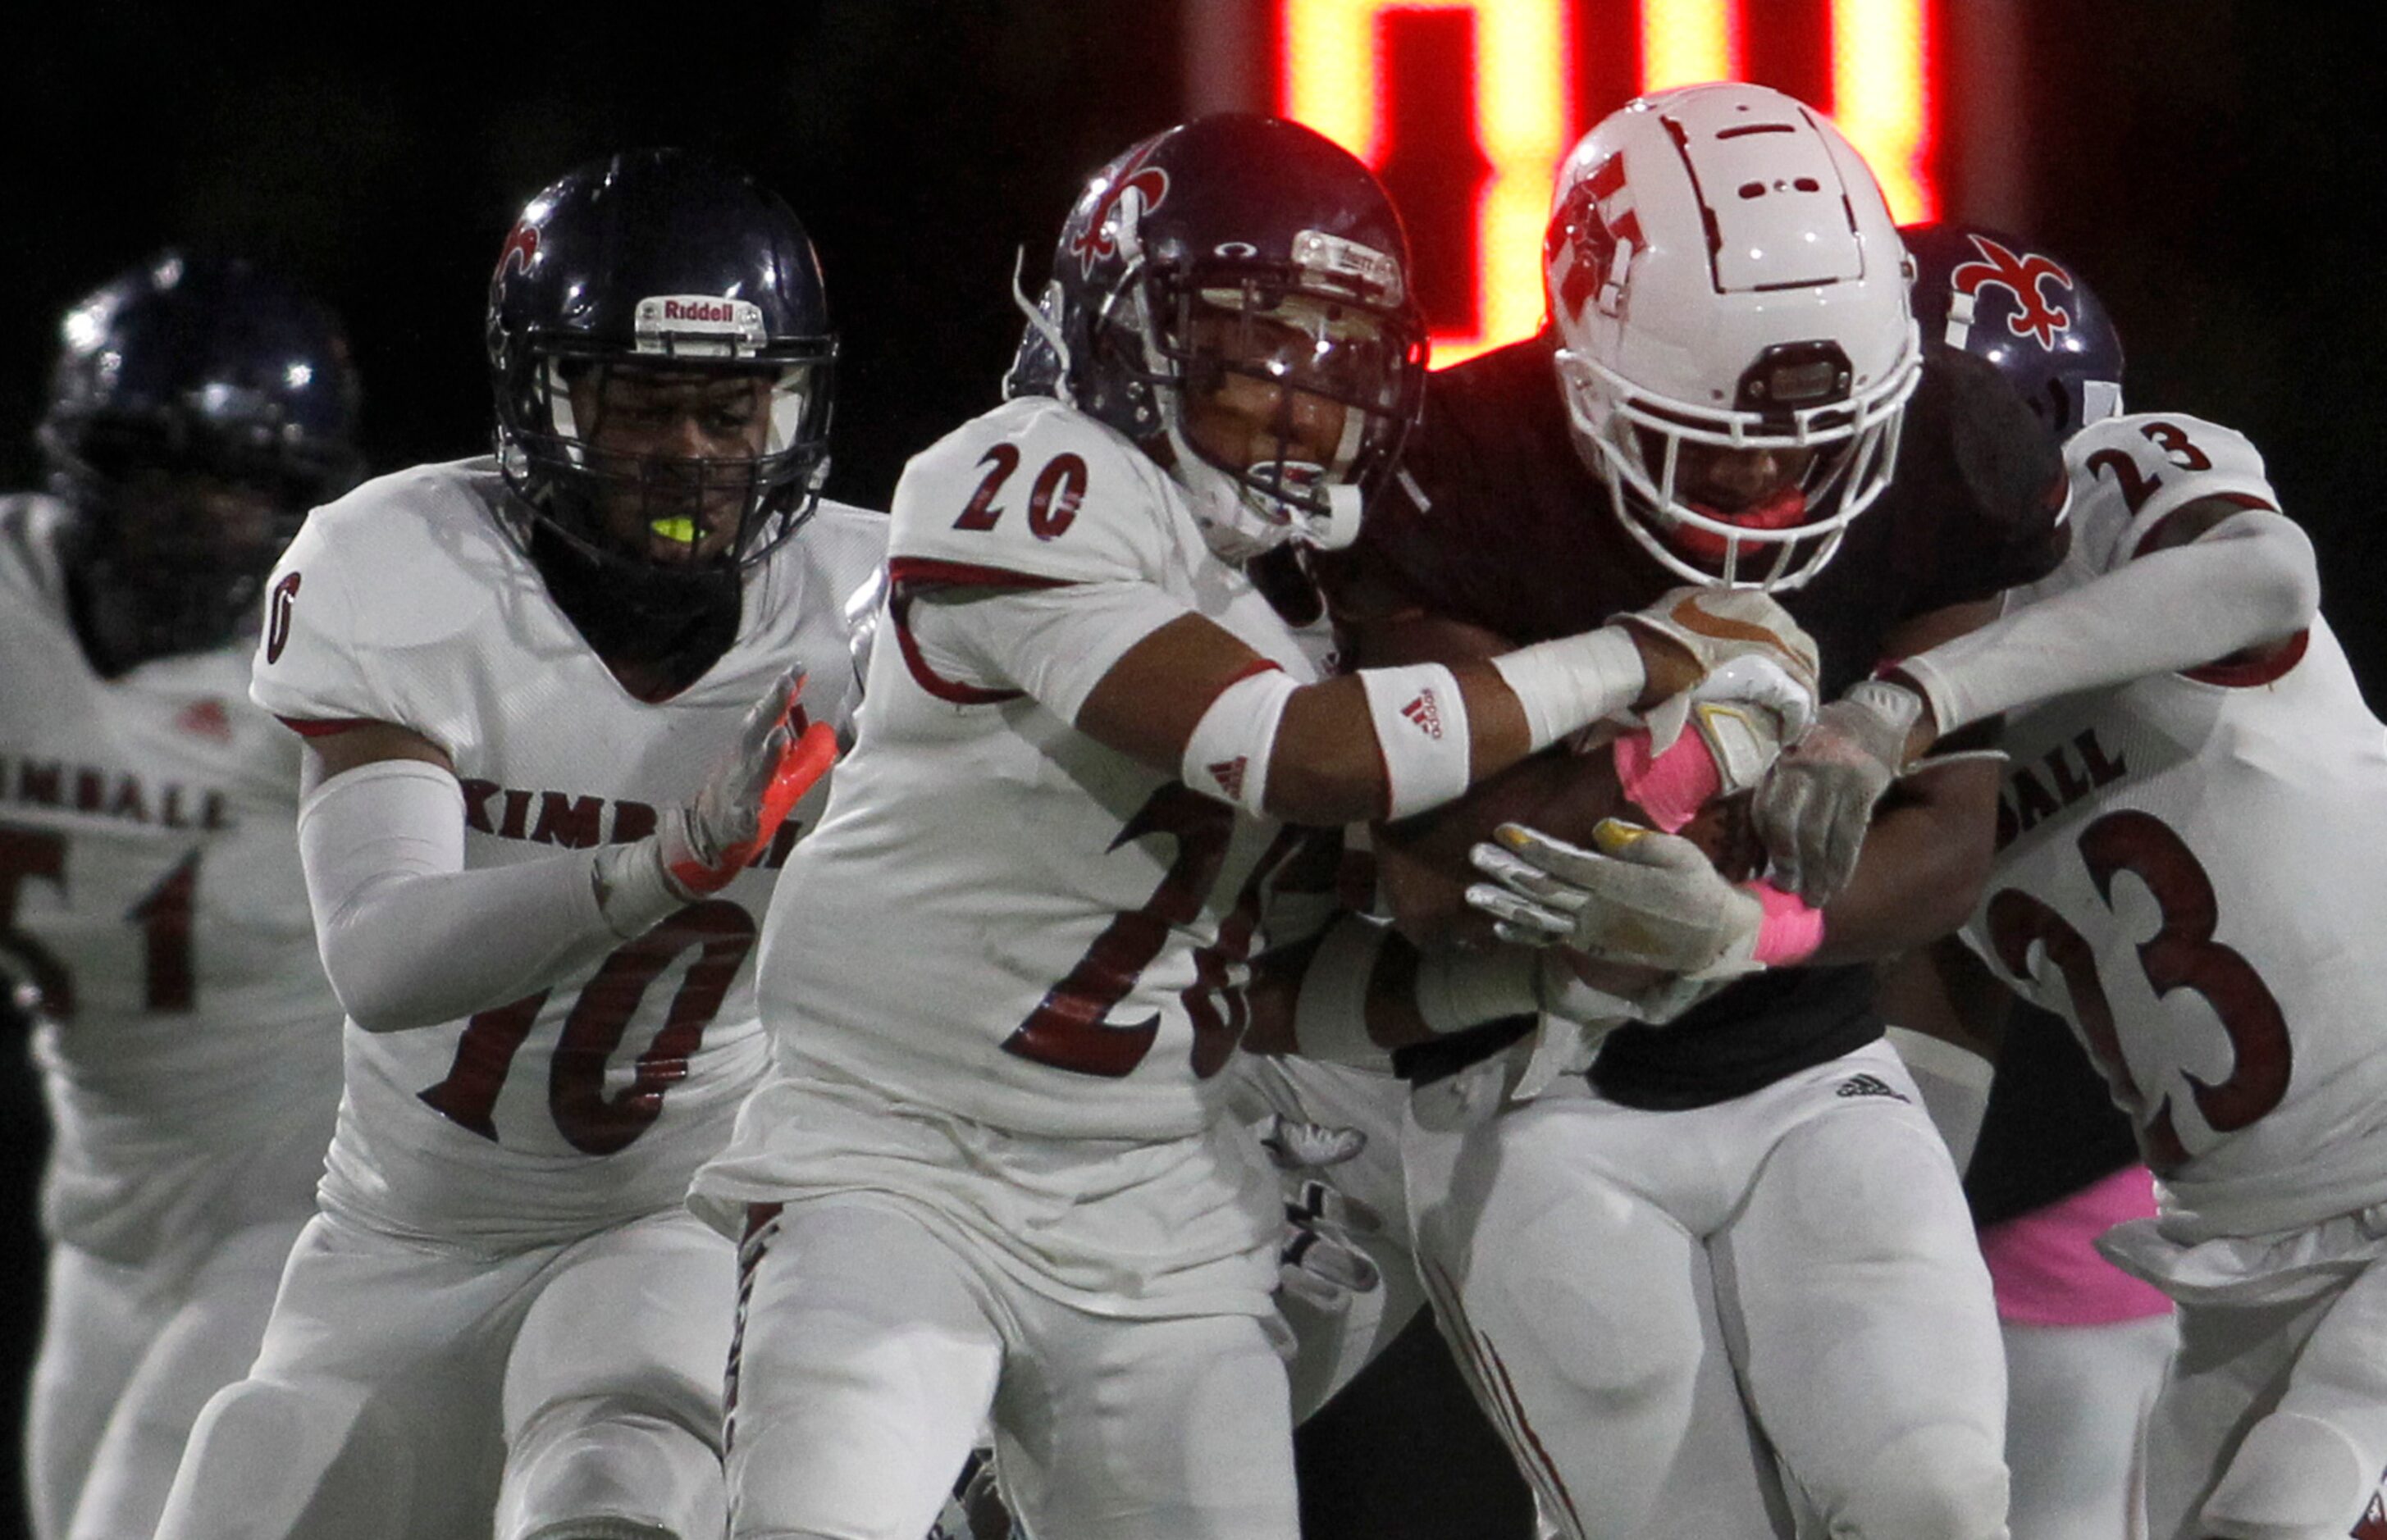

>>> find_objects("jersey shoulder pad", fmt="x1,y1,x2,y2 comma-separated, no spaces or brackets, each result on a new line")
2065,412,2276,575
1348,334,1613,641
248,458,515,727
796,498,892,610
737,496,887,639
887,398,1178,589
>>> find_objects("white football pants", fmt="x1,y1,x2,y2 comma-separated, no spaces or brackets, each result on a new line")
153,1205,735,1540
724,1196,1298,1540
2145,1248,2387,1540
1224,1053,1426,1420
1403,1038,2011,1540
26,1219,301,1540
2002,1314,2175,1540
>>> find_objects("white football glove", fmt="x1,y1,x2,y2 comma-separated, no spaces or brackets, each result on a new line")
1531,948,1725,1029
1644,652,1816,773
1253,1112,1384,1314
594,667,837,936
1751,677,1926,905
1466,819,1772,980
1614,585,1822,733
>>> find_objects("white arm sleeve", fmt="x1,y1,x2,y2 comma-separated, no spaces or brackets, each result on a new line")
297,759,628,1032
1897,508,2318,736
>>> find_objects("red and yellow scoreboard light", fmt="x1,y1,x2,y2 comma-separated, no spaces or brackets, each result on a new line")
1271,0,1941,365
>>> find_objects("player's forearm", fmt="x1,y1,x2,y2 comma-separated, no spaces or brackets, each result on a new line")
1259,630,1654,826
1898,511,2316,740
297,760,637,1032
1809,759,2001,964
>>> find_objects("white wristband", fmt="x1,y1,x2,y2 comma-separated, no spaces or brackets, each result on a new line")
1358,663,1473,819
1293,915,1395,1070
1181,665,1298,814
1490,626,1647,752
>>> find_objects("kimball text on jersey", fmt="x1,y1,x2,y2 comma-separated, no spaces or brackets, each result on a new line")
459,777,803,870
0,754,234,832
1996,726,2131,851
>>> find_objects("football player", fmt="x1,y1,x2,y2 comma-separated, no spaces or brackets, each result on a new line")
1794,221,2387,1540
687,112,1822,1540
2,253,359,1540
148,150,888,1540
1343,84,2074,1538
1881,223,2177,1540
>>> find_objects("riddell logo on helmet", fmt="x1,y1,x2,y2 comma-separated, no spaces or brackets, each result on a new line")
633,295,767,356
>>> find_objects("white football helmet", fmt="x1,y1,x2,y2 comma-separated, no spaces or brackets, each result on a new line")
1545,83,1921,590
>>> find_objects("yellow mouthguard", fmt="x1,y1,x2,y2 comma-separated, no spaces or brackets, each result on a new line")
650,517,698,545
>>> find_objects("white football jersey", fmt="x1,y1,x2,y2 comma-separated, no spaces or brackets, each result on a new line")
744,398,1321,1141
0,494,341,1269
249,458,884,1249
1963,412,2387,1240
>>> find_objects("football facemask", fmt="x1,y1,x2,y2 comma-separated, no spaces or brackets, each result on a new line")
1148,274,1422,561
516,356,831,572
1556,346,1915,587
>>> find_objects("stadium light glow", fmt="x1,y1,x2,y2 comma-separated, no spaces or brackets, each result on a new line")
1276,0,1937,364
1828,0,1936,222
1640,0,1741,90
1280,0,1572,366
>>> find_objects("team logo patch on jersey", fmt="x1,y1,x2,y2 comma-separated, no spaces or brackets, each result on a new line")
176,699,233,742
1400,689,1445,740
1950,234,2075,351
1207,756,1248,800
1834,1073,1910,1103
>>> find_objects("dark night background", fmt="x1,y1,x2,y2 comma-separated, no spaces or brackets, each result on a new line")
2,3,2383,1536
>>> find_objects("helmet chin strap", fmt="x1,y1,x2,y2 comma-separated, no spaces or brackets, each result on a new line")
1008,249,1076,406
1309,482,1363,549
1162,426,1367,562
1164,426,1280,564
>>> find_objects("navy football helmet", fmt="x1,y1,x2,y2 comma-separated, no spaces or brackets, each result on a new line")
487,148,835,651
1006,114,1428,561
39,252,362,671
1902,222,2124,440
